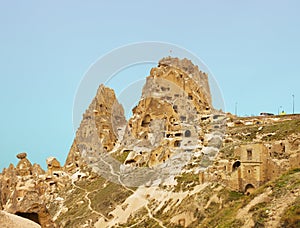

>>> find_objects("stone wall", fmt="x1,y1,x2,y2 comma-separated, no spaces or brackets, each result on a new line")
201,135,300,193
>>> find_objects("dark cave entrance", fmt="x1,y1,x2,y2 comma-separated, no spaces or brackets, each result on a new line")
232,161,241,171
184,130,191,137
15,212,40,225
245,184,255,195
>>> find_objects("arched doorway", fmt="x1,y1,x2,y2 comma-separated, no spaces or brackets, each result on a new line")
232,161,241,171
244,184,255,195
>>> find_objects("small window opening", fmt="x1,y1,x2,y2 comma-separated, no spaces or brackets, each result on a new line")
247,149,253,160
185,130,191,137
174,140,181,147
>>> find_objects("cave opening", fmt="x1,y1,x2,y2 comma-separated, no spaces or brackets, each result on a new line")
184,130,191,137
174,140,181,147
245,184,255,195
15,212,40,225
232,160,241,171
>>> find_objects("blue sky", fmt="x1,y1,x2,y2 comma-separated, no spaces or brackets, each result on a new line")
0,0,299,170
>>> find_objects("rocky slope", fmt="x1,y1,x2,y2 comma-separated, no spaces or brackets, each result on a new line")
47,115,299,228
0,57,299,227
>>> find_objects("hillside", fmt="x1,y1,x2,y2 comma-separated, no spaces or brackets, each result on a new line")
0,57,299,228
47,115,300,227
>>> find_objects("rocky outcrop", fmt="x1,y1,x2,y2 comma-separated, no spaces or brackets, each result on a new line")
46,157,61,176
158,57,212,108
1,56,299,228
121,57,222,168
16,152,33,176
0,210,41,228
61,57,225,187
0,153,65,227
64,85,126,173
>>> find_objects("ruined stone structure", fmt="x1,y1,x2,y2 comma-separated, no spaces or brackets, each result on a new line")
201,115,300,194
224,143,272,193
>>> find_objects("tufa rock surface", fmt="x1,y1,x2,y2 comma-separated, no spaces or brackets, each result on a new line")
0,153,65,227
0,210,41,228
120,57,221,169
16,152,27,159
64,85,126,173
0,57,299,227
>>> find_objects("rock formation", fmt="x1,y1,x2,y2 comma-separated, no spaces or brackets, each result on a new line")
0,153,63,227
120,57,222,169
0,57,299,227
65,85,126,173
16,152,32,176
0,210,41,228
46,157,61,176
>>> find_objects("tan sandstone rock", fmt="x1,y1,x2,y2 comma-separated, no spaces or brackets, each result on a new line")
64,85,126,173
0,210,41,228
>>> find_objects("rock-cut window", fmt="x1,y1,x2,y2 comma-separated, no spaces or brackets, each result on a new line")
247,149,253,160
184,130,191,137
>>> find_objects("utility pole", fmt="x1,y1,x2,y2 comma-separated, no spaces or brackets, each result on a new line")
235,102,238,116
278,106,282,115
292,94,295,114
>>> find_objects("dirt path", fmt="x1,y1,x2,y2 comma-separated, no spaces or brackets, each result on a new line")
94,155,167,228
265,189,299,227
71,177,109,220
236,190,271,227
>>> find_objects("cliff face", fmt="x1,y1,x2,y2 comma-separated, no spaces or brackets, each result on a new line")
121,57,219,169
127,57,212,138
63,57,223,180
158,57,212,107
65,85,126,173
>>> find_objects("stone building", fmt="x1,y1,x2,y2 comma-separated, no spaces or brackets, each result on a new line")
201,140,300,194
230,143,270,194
